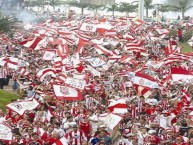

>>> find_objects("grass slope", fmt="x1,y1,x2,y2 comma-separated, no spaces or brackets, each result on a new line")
0,90,19,111
182,42,192,54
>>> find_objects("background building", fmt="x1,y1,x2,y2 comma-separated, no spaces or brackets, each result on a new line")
80,0,115,5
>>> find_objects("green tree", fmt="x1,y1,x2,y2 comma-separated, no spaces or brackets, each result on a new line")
144,0,154,18
87,4,104,15
118,2,137,15
0,15,18,33
156,4,170,16
168,0,193,19
66,1,89,15
105,4,119,17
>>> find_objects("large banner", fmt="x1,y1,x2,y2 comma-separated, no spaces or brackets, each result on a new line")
53,84,82,101
6,99,39,115
98,113,123,130
65,77,86,90
0,124,12,141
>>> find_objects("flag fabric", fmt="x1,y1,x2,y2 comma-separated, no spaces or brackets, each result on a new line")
133,72,159,88
52,137,68,145
145,61,164,69
98,113,123,130
53,84,82,101
43,51,56,60
87,65,101,77
155,29,169,35
0,124,12,141
6,99,39,115
80,22,97,32
20,68,29,76
108,98,128,114
86,57,106,67
171,67,193,82
18,37,47,50
36,68,56,82
134,85,152,99
65,77,86,90
3,57,18,69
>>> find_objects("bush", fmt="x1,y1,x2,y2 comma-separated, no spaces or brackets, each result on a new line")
169,29,177,37
184,31,192,42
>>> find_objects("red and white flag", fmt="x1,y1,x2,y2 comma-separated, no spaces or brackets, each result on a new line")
0,124,12,141
98,113,123,130
80,22,97,32
3,57,18,69
134,85,152,98
108,98,128,114
171,67,193,82
6,99,39,115
133,72,159,88
52,137,68,145
43,51,56,60
65,77,86,90
53,84,82,101
20,68,29,76
155,29,169,35
36,68,56,82
18,37,47,50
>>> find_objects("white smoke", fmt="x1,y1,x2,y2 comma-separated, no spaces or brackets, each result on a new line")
15,9,37,23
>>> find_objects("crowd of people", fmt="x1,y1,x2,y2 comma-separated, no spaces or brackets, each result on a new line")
0,12,193,145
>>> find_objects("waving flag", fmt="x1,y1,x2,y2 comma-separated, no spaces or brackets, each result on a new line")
86,57,106,67
99,113,123,130
52,137,68,145
108,98,128,114
133,72,159,88
0,124,12,141
43,51,56,60
65,77,86,90
18,37,47,50
171,67,193,82
53,85,82,101
6,99,39,115
36,68,56,82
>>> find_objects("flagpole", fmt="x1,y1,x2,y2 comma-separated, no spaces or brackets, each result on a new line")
138,0,144,20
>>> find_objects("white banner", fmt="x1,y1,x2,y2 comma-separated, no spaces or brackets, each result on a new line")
86,57,106,67
133,74,159,88
65,77,86,90
53,84,82,101
43,51,56,60
0,124,12,141
18,59,30,67
99,113,123,130
80,23,97,32
87,65,101,77
6,99,39,115
146,61,164,69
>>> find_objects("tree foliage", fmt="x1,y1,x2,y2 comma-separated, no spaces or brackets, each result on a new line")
144,0,154,17
117,2,137,14
0,15,18,33
168,0,193,18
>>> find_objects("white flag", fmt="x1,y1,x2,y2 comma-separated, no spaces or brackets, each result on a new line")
43,51,56,60
6,99,39,115
0,124,12,141
65,77,86,90
99,113,123,130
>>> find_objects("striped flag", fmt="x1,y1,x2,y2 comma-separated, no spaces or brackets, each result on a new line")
52,137,68,145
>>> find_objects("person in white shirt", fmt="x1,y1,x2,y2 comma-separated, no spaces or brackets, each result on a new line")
52,122,65,138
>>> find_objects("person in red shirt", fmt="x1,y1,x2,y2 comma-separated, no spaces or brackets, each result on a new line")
27,132,43,145
171,136,188,145
177,28,183,43
79,117,91,140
